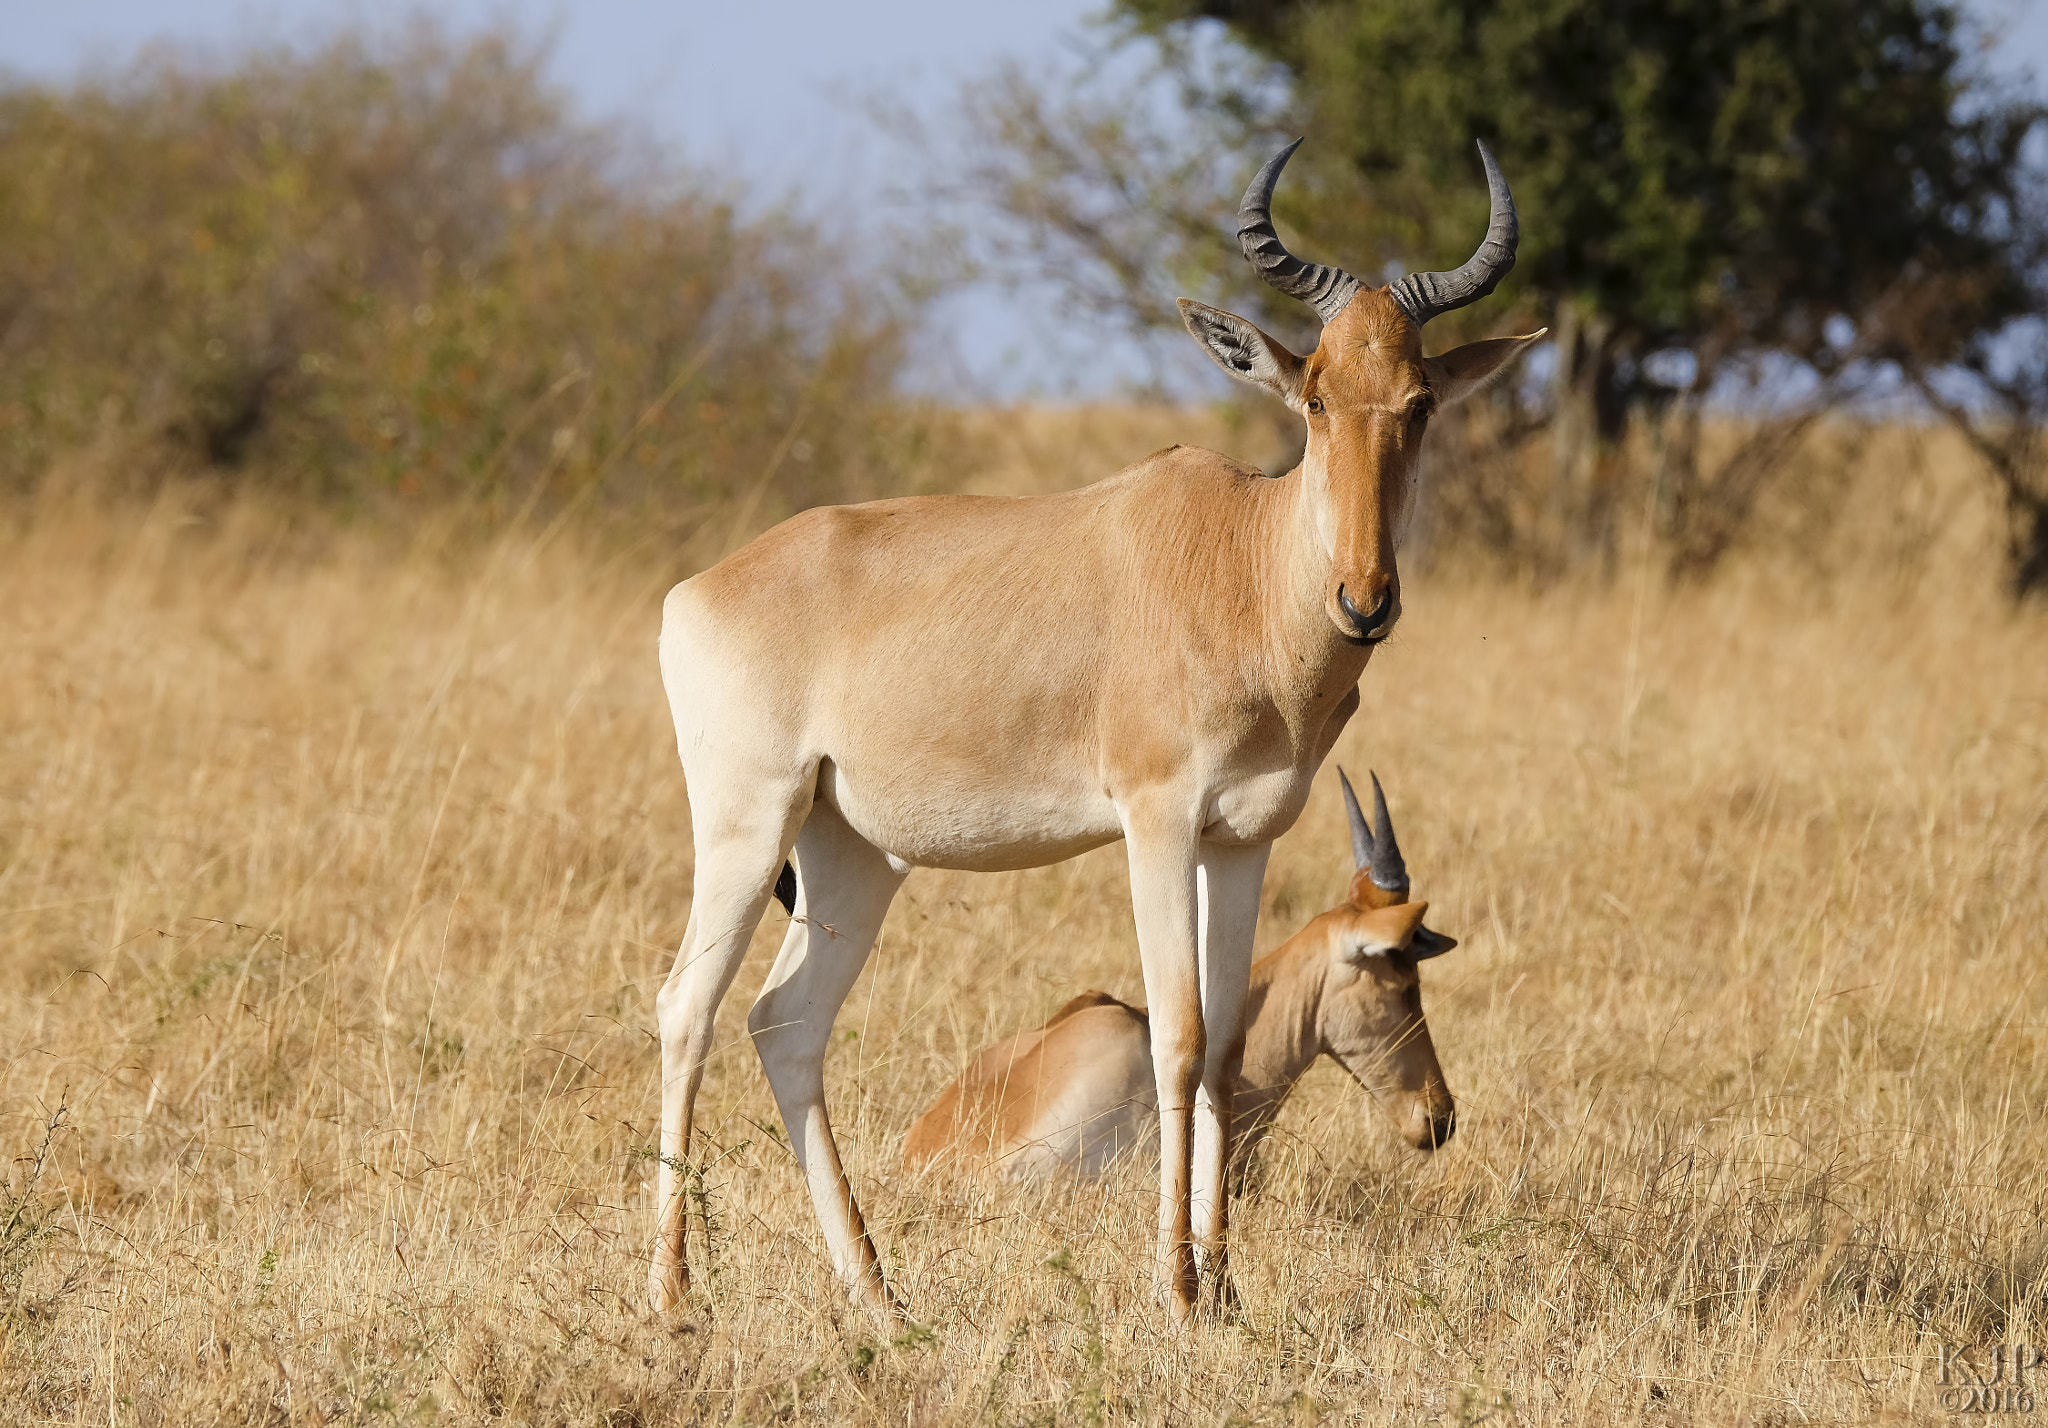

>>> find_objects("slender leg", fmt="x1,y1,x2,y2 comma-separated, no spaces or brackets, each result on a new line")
1191,839,1270,1303
1121,808,1204,1321
648,782,810,1313
747,800,907,1320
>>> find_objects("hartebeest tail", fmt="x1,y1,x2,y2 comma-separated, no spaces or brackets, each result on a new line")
903,769,1457,1179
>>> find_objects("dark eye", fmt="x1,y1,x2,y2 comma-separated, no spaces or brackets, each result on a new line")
1306,396,1324,415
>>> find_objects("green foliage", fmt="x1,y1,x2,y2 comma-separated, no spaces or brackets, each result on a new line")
0,23,914,523
1123,0,2040,364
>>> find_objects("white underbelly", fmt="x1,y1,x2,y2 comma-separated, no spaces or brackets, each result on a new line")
818,757,1123,872
812,700,1340,868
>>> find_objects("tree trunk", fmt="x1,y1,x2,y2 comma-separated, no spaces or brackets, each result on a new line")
1902,367,2048,603
2003,482,2048,601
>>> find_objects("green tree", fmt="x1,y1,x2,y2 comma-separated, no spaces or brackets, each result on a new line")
968,1,2044,583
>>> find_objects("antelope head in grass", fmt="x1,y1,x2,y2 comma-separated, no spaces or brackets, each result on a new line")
902,769,1457,1180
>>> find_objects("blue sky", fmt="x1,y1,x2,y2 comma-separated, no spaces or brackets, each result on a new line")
3,2,1109,199
7,1,2048,397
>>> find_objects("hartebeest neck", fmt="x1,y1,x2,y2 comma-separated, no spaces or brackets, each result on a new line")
1231,932,1335,1155
1253,461,1379,695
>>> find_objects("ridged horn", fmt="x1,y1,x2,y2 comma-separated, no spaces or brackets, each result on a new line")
1367,770,1409,893
1386,139,1519,327
1237,139,1363,325
1338,767,1374,872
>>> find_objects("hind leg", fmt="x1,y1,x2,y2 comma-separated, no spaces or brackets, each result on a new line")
649,778,810,1313
747,800,907,1318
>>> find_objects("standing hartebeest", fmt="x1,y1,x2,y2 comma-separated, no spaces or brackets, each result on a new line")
901,771,1457,1179
650,138,1542,1320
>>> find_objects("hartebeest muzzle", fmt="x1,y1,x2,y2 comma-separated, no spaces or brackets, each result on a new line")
1337,582,1400,644
1361,1007,1456,1150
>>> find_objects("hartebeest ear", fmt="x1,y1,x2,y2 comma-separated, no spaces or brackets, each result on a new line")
1178,299,1305,404
1409,923,1458,959
1424,329,1548,408
1340,901,1430,962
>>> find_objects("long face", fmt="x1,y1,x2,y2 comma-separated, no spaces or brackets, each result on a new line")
1178,136,1545,645
1177,288,1544,645
1317,891,1457,1151
1296,292,1435,645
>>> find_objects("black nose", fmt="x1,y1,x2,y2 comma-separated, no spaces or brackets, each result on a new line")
1338,583,1397,643
1411,1105,1456,1151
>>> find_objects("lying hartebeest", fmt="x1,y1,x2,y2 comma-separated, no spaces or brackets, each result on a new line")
903,770,1456,1179
651,138,1542,1320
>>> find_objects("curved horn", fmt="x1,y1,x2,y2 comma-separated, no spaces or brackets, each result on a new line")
1337,766,1374,871
1238,139,1363,325
1386,139,1518,328
1367,770,1410,892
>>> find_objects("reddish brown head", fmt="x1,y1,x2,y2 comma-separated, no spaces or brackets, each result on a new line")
1313,768,1457,1149
1178,141,1546,645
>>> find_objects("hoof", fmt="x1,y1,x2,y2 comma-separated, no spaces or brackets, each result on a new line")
851,1268,908,1329
1151,1274,1198,1325
649,1255,688,1314
1196,1250,1240,1319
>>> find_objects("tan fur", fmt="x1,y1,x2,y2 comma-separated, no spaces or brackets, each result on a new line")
905,866,1456,1180
648,282,1538,1322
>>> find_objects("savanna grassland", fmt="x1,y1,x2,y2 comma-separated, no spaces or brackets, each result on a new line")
1,408,2044,1428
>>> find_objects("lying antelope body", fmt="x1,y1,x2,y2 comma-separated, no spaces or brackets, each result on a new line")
650,139,1542,1321
904,771,1456,1178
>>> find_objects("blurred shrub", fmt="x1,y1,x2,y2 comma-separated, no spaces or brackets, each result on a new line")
0,24,915,528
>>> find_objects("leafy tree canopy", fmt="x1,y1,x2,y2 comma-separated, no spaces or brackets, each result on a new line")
1120,0,2040,373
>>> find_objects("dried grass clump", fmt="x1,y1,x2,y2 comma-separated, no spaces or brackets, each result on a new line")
0,426,2043,1422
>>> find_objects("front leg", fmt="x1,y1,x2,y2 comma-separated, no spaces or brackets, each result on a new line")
1191,839,1270,1300
1121,806,1204,1321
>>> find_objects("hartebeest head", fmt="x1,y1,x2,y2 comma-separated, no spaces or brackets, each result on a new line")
1307,768,1458,1149
1179,141,1546,645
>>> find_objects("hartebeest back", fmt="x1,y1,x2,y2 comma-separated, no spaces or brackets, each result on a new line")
903,770,1457,1178
650,139,1542,1321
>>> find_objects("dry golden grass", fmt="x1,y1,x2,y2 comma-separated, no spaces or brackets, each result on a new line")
2,429,2045,1426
